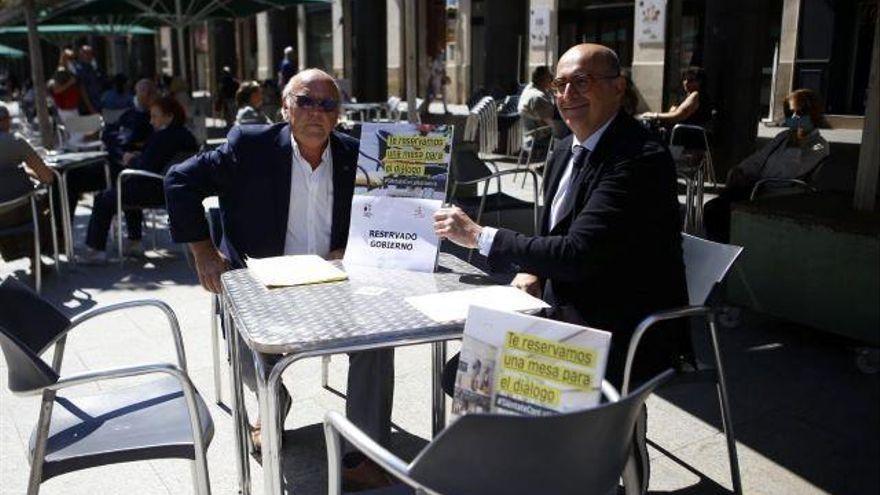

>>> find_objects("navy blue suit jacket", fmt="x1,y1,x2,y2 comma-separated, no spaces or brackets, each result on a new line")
487,111,690,385
164,123,359,268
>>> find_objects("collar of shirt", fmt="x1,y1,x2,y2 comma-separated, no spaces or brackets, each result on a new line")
291,135,332,171
570,114,616,155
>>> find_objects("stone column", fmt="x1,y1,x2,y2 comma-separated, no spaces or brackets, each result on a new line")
255,12,273,80
527,0,558,75
448,0,471,104
631,2,667,112
332,0,351,80
297,5,307,71
769,0,801,123
854,12,879,212
387,0,404,97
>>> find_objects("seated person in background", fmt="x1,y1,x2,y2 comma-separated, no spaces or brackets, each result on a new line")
100,74,133,111
234,80,271,125
80,96,197,263
518,66,556,142
703,89,829,243
0,103,56,263
641,66,713,131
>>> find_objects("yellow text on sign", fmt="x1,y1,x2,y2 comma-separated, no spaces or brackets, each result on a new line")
501,352,593,391
505,331,598,368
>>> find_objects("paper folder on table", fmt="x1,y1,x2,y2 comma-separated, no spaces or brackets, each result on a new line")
247,255,348,287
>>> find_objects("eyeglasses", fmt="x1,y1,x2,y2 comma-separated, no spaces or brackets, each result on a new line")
291,94,339,112
550,73,620,95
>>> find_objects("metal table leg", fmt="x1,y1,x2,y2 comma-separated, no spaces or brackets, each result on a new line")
264,360,287,495
431,341,447,436
226,303,251,494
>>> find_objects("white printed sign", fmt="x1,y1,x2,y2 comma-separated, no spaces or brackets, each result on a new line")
344,195,442,272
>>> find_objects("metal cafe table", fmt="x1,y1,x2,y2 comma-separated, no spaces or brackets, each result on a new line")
44,150,110,260
221,253,491,494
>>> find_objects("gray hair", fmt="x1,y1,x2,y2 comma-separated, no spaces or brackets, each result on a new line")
280,68,341,119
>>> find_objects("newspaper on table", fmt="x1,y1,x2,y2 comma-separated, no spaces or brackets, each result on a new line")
452,305,612,418
343,122,453,272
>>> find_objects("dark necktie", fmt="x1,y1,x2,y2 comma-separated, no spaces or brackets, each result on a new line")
551,145,590,229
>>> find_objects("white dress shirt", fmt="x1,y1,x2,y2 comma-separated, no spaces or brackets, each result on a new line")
478,115,615,256
284,138,334,257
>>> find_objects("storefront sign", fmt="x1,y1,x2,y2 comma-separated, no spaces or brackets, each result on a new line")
635,0,666,45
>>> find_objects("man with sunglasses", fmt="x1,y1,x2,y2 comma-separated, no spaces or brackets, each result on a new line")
165,68,395,490
435,44,690,493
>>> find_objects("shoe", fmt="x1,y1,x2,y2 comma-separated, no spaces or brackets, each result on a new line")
123,239,145,258
342,455,394,492
78,247,107,265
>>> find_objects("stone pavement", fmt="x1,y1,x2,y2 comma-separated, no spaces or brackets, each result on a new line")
1,184,877,495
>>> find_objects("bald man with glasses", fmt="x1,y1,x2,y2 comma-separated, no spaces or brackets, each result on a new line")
165,68,396,490
436,44,691,493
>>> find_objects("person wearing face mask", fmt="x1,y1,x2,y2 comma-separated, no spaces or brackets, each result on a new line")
703,89,829,243
80,96,197,263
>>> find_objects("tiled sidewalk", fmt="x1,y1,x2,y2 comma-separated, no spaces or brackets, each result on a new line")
1,198,877,495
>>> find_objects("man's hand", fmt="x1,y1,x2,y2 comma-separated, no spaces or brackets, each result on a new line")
326,249,344,260
122,152,137,167
511,273,542,298
433,206,482,249
189,240,230,294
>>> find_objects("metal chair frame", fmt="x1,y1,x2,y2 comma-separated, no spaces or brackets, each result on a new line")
1,298,211,495
324,375,669,495
0,185,60,292
621,234,744,495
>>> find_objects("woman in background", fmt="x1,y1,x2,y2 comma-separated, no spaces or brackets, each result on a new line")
234,81,271,125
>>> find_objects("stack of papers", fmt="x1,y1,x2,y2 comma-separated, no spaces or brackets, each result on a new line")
247,255,348,288
405,286,550,322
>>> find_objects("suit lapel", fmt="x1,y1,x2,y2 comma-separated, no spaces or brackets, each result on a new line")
541,136,573,234
329,132,354,247
549,112,626,234
274,125,293,253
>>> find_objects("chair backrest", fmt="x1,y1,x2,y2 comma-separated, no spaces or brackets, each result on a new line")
450,145,495,185
408,369,674,495
101,108,127,125
62,114,103,135
670,124,709,152
0,277,70,353
681,234,743,305
0,277,69,393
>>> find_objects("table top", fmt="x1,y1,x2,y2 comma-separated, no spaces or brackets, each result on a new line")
45,150,108,168
222,253,493,354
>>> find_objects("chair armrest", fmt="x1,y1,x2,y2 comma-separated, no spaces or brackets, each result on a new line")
119,169,164,181
749,178,812,200
622,306,711,395
49,300,187,372
523,125,551,138
601,380,620,402
324,411,424,495
454,167,538,186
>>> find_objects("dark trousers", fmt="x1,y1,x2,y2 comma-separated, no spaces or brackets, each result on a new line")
65,161,118,215
85,177,164,251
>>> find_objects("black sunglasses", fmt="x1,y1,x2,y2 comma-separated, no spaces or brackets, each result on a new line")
292,94,339,112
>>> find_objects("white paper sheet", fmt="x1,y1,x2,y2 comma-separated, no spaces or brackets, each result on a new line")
405,286,550,322
247,255,348,287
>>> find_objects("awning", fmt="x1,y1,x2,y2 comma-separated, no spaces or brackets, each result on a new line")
22,0,331,27
0,43,25,58
0,24,155,36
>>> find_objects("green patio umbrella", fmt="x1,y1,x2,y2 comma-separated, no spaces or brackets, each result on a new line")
0,24,155,36
0,43,25,58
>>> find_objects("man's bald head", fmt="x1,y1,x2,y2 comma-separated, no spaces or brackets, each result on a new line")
558,43,620,77
281,68,341,151
554,43,625,141
282,68,340,107
134,78,157,108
